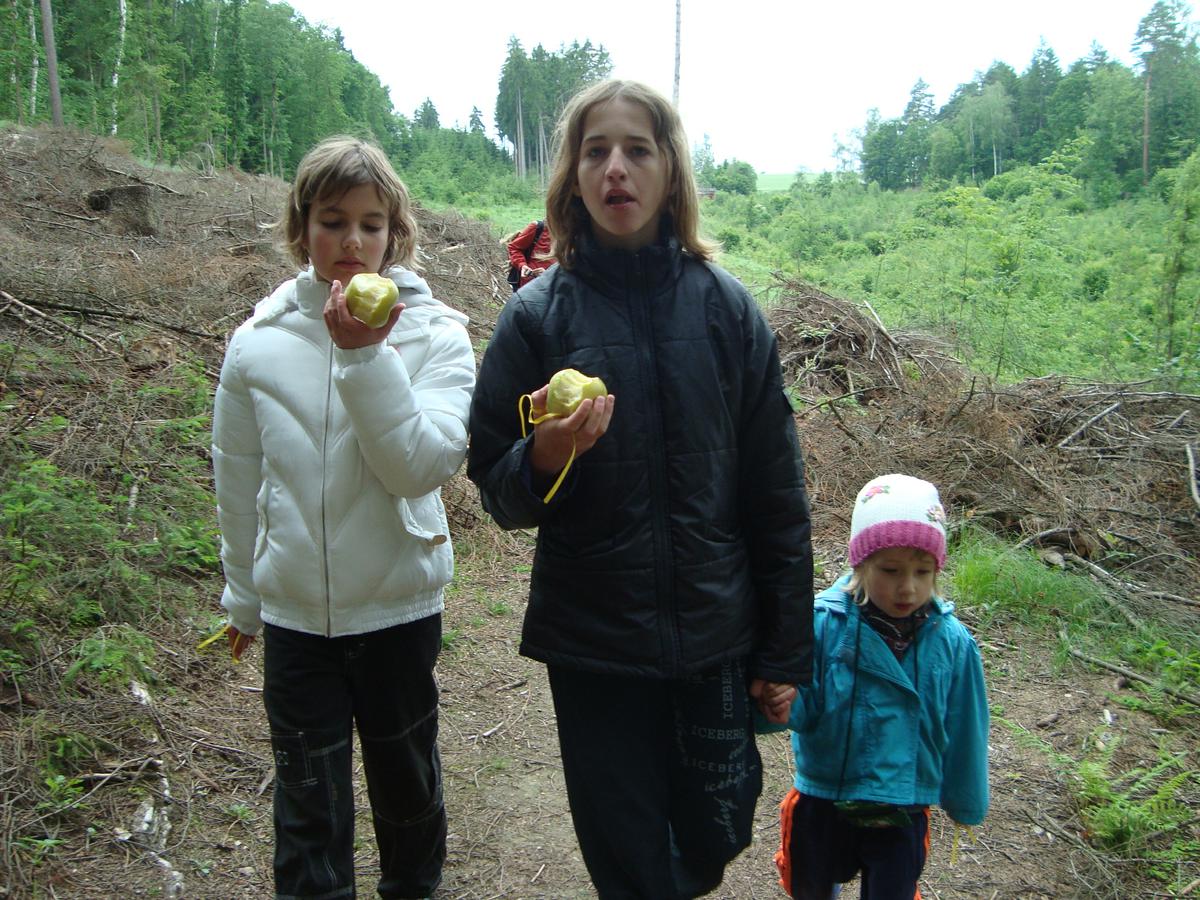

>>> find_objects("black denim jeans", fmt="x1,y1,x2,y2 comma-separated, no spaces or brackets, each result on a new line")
548,659,763,899
263,617,446,900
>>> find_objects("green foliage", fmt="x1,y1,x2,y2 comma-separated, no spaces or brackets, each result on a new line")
1073,733,1198,865
63,627,156,687
696,153,1193,386
495,37,612,175
11,836,66,866
36,774,85,817
1081,262,1110,300
997,714,1200,888
949,527,1199,716
710,159,757,196
857,7,1198,193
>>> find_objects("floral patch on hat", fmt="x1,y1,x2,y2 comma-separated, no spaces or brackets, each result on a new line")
861,484,890,504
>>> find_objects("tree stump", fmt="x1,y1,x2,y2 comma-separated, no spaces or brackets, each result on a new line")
87,184,159,236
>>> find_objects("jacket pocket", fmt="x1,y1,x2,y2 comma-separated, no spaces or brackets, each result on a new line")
253,482,272,561
397,492,449,549
269,730,317,788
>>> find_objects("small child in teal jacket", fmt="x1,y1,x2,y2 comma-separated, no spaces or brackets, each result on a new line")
771,474,989,899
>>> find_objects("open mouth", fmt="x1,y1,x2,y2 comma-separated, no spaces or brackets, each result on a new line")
605,191,634,206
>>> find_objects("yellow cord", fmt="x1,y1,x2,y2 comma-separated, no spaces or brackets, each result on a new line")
197,622,228,651
196,622,240,663
518,393,577,504
949,823,976,866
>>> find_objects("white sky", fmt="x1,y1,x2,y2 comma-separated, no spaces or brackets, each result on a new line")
282,0,1178,173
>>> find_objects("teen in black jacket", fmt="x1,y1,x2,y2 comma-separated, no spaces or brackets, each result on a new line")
467,79,813,899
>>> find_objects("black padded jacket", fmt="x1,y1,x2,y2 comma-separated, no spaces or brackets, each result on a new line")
467,231,814,683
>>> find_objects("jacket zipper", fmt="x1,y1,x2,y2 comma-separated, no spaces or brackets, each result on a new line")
631,257,680,674
321,337,333,637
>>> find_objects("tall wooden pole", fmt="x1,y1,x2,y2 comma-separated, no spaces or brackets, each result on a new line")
672,0,681,106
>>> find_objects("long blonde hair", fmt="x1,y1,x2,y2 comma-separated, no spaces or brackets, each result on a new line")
545,79,715,268
277,136,418,271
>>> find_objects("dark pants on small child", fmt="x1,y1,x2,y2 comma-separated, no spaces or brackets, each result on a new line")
263,617,446,900
547,659,763,900
777,789,930,900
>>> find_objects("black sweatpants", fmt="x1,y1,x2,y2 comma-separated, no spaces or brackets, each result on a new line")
263,617,446,900
783,790,929,900
548,659,763,900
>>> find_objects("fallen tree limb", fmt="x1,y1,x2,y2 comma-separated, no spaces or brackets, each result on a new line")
1186,443,1200,513
1140,590,1200,609
1061,553,1146,632
21,296,219,340
0,289,113,353
1056,402,1121,449
1058,628,1200,708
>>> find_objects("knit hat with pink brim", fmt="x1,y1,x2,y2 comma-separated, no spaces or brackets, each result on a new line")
848,473,948,570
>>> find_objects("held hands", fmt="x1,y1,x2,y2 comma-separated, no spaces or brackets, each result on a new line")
527,382,614,478
750,678,796,725
323,279,404,349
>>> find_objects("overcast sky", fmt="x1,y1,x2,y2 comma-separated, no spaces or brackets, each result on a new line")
283,0,1182,174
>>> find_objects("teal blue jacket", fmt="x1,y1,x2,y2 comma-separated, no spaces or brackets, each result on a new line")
786,574,989,826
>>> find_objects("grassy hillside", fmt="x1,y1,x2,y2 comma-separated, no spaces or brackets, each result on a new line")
754,172,798,192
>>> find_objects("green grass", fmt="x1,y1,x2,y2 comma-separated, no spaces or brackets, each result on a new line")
756,173,799,192
949,526,1199,712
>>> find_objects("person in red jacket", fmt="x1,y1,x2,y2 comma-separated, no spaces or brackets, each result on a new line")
506,219,556,291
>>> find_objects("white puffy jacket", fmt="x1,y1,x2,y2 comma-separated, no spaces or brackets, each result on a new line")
212,266,475,638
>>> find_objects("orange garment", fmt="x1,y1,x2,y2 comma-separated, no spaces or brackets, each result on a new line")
506,220,556,289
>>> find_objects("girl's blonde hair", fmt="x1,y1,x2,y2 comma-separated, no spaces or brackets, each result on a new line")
545,79,716,268
847,551,941,606
278,136,418,271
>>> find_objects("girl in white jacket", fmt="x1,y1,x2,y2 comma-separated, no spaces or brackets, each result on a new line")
211,136,475,899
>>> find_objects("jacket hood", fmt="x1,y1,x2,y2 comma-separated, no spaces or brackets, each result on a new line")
250,266,469,336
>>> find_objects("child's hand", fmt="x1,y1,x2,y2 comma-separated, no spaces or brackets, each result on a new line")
227,625,255,662
527,383,614,476
750,678,796,725
324,279,404,349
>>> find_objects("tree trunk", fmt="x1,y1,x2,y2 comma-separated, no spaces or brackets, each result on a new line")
515,89,526,178
37,0,62,125
967,117,976,184
110,0,126,135
673,0,681,106
28,2,38,119
538,117,549,187
1142,57,1152,186
151,87,161,159
11,0,25,122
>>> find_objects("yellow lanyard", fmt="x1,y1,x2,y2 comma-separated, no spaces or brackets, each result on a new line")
518,393,576,504
949,823,976,865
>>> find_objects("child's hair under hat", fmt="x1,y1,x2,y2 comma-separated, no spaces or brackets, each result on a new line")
848,473,947,570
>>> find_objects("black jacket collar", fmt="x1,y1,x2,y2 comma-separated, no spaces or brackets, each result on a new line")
571,218,684,298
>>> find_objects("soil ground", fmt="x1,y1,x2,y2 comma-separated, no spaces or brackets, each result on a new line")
1,126,1197,899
